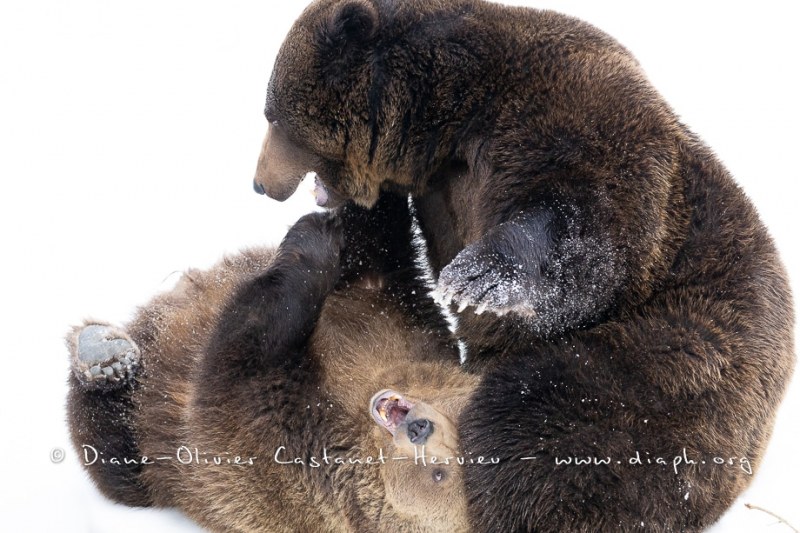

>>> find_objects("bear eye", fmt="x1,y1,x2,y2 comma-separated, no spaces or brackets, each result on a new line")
432,469,446,483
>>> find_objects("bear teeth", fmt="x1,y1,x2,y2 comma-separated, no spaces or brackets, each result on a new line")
371,392,415,436
377,395,401,423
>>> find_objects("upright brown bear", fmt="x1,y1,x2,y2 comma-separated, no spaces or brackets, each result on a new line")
66,197,477,532
253,1,795,531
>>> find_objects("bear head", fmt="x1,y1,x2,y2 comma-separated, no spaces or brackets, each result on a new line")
366,388,471,531
254,0,490,208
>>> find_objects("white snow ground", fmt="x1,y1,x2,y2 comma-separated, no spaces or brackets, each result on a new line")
0,2,797,531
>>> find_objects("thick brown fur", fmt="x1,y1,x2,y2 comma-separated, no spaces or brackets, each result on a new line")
253,1,795,531
66,197,478,532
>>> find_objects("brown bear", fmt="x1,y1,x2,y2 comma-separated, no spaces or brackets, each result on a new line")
66,196,478,532
251,1,795,531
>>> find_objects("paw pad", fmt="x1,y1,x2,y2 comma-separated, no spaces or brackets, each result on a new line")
68,323,140,389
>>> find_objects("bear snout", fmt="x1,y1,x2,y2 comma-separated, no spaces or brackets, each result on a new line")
406,418,433,445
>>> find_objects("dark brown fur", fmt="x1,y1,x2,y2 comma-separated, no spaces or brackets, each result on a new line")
253,1,795,530
67,200,478,532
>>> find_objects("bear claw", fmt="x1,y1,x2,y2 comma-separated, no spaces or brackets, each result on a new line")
68,322,140,389
437,249,538,319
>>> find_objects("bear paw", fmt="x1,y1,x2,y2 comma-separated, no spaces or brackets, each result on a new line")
280,211,344,274
68,322,140,389
436,247,537,318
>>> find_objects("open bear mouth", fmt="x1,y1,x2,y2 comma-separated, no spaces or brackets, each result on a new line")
371,390,415,436
312,175,329,207
311,174,347,209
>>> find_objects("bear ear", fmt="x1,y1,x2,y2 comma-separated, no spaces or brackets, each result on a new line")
316,0,378,62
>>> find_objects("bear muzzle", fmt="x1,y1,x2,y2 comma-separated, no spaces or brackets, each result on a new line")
253,124,316,202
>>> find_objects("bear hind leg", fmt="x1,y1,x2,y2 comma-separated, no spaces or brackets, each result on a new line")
66,321,151,506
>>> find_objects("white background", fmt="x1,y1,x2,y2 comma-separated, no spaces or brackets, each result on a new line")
1,1,798,531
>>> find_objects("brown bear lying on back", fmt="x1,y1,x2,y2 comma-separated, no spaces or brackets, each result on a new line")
66,197,478,532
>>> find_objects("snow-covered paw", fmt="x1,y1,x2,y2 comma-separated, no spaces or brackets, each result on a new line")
436,247,536,318
68,322,140,389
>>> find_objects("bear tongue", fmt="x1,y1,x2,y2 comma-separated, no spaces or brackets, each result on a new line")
313,176,329,207
388,403,409,427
